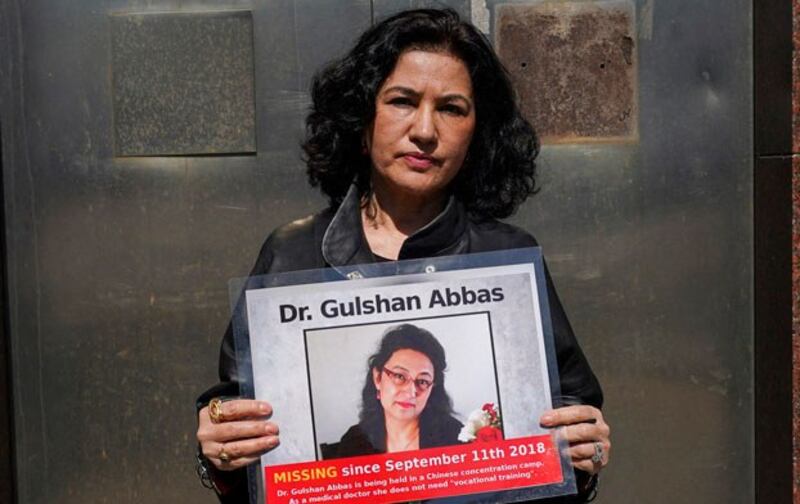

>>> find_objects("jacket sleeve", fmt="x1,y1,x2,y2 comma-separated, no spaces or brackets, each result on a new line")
198,234,277,407
544,260,603,409
541,261,603,504
195,235,278,503
473,220,603,409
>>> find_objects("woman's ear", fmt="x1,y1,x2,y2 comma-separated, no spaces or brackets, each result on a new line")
372,367,381,390
362,125,373,155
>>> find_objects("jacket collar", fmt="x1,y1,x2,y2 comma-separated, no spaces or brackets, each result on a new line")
321,184,469,269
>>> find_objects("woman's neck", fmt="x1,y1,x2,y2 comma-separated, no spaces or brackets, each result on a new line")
362,185,447,260
384,417,420,452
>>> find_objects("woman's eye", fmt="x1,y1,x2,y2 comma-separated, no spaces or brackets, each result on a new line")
440,104,467,116
388,97,413,107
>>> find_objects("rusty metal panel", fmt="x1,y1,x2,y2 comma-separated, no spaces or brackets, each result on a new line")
495,1,637,143
496,0,754,502
110,10,256,156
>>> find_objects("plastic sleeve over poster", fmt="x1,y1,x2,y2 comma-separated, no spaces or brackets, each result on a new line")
229,248,577,503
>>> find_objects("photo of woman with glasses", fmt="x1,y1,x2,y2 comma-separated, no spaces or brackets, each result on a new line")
321,323,462,459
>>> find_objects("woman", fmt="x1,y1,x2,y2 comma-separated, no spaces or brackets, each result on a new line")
196,8,610,503
323,324,462,460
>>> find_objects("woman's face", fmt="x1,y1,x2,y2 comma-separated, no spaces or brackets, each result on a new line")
367,49,476,201
372,348,435,423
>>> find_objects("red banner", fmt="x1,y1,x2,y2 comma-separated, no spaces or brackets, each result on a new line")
264,434,563,503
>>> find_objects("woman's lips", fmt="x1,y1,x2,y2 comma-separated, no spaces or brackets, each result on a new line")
402,153,435,170
396,401,415,409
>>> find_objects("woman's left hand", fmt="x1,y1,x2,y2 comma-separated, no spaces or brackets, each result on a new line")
539,405,610,474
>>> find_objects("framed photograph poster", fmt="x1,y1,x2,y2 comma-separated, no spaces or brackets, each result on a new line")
230,248,577,503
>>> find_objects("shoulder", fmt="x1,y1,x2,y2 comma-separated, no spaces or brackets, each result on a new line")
324,424,379,460
443,414,464,433
265,208,334,255
319,424,362,460
466,214,539,252
339,424,368,443
422,414,464,448
250,208,335,275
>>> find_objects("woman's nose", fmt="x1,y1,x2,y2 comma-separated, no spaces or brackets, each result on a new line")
409,106,437,147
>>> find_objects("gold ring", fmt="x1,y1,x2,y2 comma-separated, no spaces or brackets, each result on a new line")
219,444,230,463
208,397,225,424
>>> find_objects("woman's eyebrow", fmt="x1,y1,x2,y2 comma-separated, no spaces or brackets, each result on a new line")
382,86,419,97
389,365,433,377
383,86,472,104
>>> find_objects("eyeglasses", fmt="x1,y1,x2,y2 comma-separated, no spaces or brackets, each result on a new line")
382,368,434,392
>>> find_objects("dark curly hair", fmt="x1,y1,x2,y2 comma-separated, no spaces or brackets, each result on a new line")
358,323,455,451
303,8,539,219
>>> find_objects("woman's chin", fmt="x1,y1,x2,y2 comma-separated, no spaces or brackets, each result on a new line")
375,169,450,200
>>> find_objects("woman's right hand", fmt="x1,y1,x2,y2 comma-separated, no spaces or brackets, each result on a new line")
197,399,280,471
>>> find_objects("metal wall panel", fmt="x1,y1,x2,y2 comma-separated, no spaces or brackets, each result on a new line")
0,1,753,503
1,1,368,502
373,0,471,20
492,1,753,502
110,10,257,156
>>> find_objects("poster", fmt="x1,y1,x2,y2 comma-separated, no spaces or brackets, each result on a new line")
232,248,576,503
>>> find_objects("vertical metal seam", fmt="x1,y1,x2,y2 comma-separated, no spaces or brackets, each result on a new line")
0,2,16,502
0,118,17,504
2,0,38,501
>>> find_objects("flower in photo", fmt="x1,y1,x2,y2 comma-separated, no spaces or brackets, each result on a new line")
458,403,503,443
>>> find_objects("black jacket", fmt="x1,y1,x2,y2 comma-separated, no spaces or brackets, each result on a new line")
322,415,464,460
198,185,603,502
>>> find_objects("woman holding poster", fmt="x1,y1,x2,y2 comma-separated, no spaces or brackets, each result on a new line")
196,8,611,503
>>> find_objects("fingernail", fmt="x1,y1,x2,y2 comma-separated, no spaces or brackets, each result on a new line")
259,403,270,414
540,414,555,424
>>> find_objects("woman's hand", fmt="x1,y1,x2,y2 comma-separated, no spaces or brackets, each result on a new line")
197,399,280,471
539,405,610,474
